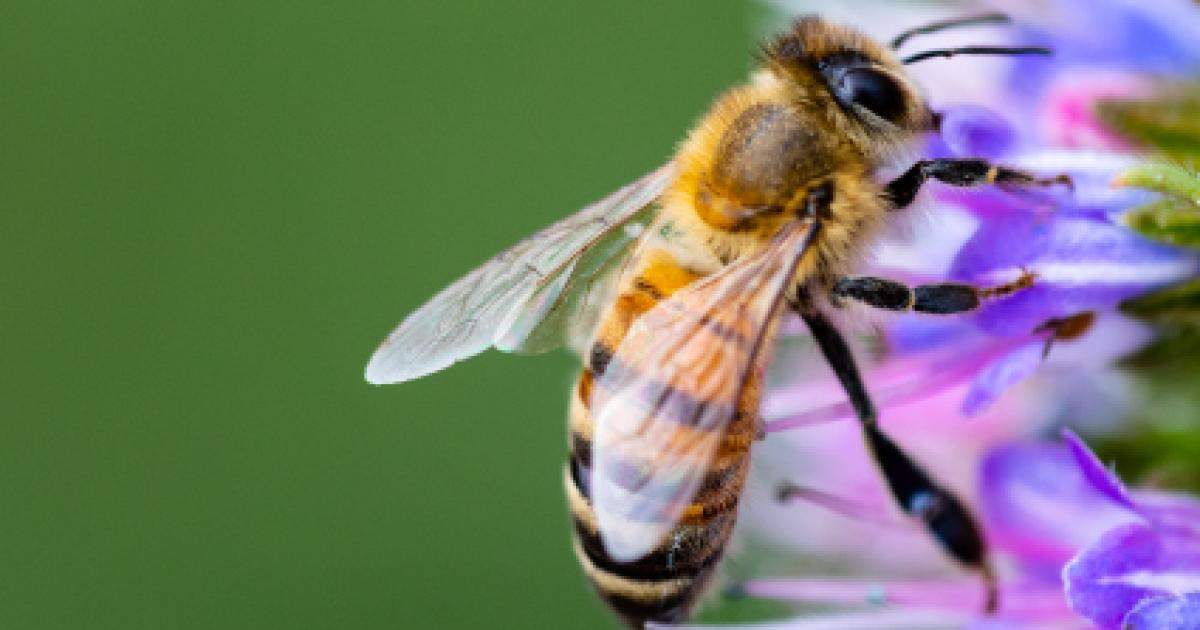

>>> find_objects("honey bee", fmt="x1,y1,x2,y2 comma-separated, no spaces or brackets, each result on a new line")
366,13,1061,628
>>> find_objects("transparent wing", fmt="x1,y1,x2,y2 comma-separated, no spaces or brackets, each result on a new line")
590,219,818,561
493,205,653,356
365,165,675,385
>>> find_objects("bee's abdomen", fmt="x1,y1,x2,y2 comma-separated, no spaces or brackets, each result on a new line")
565,369,752,628
562,248,760,627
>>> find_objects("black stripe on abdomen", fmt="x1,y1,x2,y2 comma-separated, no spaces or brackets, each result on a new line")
566,455,734,627
571,511,731,582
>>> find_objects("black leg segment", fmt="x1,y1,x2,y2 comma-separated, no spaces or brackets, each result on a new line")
860,424,989,570
796,307,997,611
799,306,877,424
886,157,1072,209
914,284,981,314
832,272,1035,315
831,277,914,311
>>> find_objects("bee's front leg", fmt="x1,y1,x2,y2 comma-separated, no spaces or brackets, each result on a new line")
831,271,1035,314
886,158,1072,209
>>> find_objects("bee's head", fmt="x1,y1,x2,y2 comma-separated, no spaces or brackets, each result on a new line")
763,15,1050,159
763,16,933,149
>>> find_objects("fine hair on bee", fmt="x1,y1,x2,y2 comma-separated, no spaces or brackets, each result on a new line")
365,11,1066,629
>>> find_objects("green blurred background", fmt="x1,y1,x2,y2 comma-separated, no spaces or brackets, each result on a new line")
0,2,755,628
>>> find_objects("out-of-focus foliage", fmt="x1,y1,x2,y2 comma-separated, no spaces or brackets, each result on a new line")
1108,320,1200,490
1118,162,1200,205
1126,198,1200,248
1120,161,1200,248
1108,101,1200,491
1101,88,1200,164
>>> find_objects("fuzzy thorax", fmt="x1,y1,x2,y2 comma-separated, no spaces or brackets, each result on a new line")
659,68,907,292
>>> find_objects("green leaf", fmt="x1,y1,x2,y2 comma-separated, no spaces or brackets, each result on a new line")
1123,198,1200,247
1115,162,1200,205
1092,423,1200,492
1108,319,1200,491
1114,160,1200,247
1100,86,1200,495
1099,88,1200,163
1123,279,1200,322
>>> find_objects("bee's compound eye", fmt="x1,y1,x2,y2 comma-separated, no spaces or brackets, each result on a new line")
837,68,905,123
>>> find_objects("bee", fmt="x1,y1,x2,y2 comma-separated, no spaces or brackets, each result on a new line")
366,13,1061,628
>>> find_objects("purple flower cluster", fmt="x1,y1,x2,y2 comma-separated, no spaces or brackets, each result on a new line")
717,0,1200,628
760,0,1200,424
765,118,1195,430
670,434,1200,629
925,105,1196,415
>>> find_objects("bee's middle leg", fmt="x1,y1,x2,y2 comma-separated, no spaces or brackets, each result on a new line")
792,304,998,612
830,272,1035,315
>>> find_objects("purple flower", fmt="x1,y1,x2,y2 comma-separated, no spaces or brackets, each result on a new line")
733,2,1200,628
990,0,1200,100
1124,594,1200,630
949,212,1199,338
674,434,1200,629
1055,433,1200,628
977,431,1150,575
833,10,1200,420
979,430,1200,628
933,104,1019,158
862,103,1197,420
1066,524,1200,629
882,101,1199,417
927,106,1156,213
753,383,1038,573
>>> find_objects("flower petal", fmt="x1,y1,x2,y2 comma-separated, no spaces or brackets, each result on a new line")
934,105,1018,159
1060,428,1136,510
774,484,904,527
950,213,1199,337
745,577,983,610
979,442,1140,571
1064,523,1200,629
996,0,1200,77
1036,71,1148,150
766,335,1007,430
1005,150,1153,211
653,608,972,630
933,150,1155,221
1133,492,1200,539
962,339,1044,416
742,578,1074,624
1122,593,1200,630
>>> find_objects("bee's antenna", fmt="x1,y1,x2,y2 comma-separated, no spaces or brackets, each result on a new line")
890,13,1011,49
902,45,1051,65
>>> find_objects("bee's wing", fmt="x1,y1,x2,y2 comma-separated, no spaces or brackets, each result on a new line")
493,200,652,357
590,219,819,562
365,165,675,385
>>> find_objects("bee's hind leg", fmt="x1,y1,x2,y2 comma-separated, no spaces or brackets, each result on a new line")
792,304,999,613
886,157,1072,209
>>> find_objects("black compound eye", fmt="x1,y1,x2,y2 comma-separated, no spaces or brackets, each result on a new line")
836,68,906,123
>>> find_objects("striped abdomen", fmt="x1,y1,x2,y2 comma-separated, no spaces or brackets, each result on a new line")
564,250,762,627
